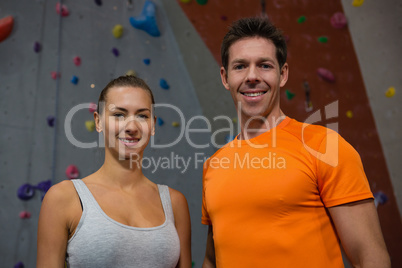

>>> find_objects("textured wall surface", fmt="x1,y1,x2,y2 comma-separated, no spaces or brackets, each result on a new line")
0,0,401,267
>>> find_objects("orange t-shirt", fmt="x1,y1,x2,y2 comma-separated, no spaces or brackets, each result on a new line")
202,117,373,268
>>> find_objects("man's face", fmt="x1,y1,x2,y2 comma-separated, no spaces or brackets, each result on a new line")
220,37,288,122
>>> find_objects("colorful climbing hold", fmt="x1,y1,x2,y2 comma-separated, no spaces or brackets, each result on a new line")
85,120,95,132
126,69,137,76
225,135,236,143
385,87,395,98
0,16,14,43
56,3,70,17
196,0,208,5
19,211,31,219
129,0,161,37
51,71,60,80
180,0,191,3
297,16,306,24
285,89,295,100
33,41,41,53
172,121,180,127
346,110,353,118
112,24,123,38
73,56,81,66
143,58,151,65
330,12,347,29
14,262,24,268
95,0,102,6
317,36,328,43
66,164,79,180
112,47,119,57
317,68,335,83
17,184,35,201
71,75,79,85
352,0,365,7
157,117,164,126
374,191,388,207
159,79,170,90
47,115,55,127
89,102,97,113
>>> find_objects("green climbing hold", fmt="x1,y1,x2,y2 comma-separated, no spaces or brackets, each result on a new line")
297,16,306,24
285,89,295,100
192,261,195,267
318,36,328,43
196,0,208,5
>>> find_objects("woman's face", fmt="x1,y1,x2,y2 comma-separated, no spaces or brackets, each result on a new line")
95,86,155,160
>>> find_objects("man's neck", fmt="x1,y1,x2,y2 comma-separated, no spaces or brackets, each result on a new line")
238,111,286,140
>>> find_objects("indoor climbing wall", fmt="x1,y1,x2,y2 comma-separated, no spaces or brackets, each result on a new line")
0,0,401,267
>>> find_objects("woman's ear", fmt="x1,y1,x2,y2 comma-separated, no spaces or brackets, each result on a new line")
151,116,156,136
94,112,102,132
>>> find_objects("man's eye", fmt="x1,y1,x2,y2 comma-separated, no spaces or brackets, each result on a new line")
234,65,245,70
261,64,272,69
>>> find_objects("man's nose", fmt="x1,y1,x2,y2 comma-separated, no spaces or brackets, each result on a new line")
245,65,260,83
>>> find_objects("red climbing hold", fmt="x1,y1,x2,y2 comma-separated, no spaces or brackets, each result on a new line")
56,3,70,17
65,165,80,180
0,16,14,42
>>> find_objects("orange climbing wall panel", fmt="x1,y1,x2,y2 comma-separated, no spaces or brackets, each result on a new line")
178,0,402,265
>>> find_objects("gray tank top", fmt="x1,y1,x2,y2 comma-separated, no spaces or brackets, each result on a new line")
66,179,180,268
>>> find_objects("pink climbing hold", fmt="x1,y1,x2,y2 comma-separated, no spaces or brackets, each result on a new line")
51,71,60,80
65,164,79,180
317,68,335,83
73,56,81,66
19,211,31,219
56,3,70,17
330,12,347,29
89,102,97,113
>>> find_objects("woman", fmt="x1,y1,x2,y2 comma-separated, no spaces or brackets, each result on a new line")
37,75,191,267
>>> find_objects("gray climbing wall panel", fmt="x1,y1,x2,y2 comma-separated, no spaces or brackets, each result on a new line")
1,0,213,266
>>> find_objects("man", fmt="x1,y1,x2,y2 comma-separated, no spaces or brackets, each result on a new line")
201,17,390,268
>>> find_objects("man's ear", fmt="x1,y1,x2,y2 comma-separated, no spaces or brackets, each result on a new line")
220,67,230,91
279,63,289,88
94,112,102,132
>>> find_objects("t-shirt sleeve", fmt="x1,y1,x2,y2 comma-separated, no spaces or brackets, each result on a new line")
316,131,373,207
201,159,212,225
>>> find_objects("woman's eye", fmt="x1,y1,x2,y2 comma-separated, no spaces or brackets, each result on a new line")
113,113,124,118
137,114,149,119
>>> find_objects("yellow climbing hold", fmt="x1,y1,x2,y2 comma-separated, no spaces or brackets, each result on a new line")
346,110,353,118
352,0,364,7
172,121,180,127
232,118,238,124
180,0,191,3
125,70,137,77
385,87,395,98
85,120,95,132
112,24,123,38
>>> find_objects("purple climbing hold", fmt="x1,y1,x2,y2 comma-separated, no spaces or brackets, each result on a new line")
112,47,119,57
331,12,347,29
159,79,170,90
36,180,51,200
47,115,55,127
317,68,335,83
129,0,161,37
157,117,164,126
374,191,388,206
14,262,24,268
143,58,151,65
17,183,35,201
33,41,41,53
71,75,79,85
94,0,102,6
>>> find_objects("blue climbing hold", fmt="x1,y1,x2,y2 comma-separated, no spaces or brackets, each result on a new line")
224,135,236,143
14,262,24,268
71,75,79,85
159,79,169,90
47,115,55,127
94,0,102,6
374,191,388,206
157,117,164,126
143,58,151,65
129,0,161,37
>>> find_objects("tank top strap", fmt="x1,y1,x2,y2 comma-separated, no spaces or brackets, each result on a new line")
70,179,97,211
157,184,175,224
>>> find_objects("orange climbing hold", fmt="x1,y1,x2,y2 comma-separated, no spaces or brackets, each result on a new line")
0,16,14,42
